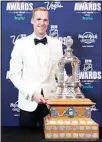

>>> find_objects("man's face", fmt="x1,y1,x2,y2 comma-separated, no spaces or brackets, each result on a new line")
31,10,49,37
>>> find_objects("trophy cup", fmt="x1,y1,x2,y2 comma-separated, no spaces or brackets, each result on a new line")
44,36,99,140
56,36,84,99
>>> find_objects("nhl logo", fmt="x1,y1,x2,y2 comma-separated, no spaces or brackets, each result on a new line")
49,25,59,37
83,59,93,72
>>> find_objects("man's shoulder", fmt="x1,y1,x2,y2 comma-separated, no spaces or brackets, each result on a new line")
15,33,33,44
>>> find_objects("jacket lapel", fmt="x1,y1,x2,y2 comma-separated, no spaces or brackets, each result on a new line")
42,36,53,82
27,33,42,78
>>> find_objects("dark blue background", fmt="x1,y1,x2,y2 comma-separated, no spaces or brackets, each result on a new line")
1,1,102,126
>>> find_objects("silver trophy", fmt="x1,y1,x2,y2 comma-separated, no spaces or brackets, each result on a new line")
55,36,84,99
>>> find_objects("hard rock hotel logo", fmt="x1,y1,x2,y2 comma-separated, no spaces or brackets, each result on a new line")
6,2,33,20
78,32,98,48
10,101,20,117
74,2,101,20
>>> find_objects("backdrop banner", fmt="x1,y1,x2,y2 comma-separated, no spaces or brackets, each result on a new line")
1,1,102,126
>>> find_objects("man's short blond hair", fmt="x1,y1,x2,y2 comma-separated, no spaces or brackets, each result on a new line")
32,7,49,18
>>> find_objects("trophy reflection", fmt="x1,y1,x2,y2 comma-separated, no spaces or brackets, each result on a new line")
56,36,84,99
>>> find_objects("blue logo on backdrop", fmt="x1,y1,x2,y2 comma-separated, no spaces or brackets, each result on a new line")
74,2,101,20
6,2,33,20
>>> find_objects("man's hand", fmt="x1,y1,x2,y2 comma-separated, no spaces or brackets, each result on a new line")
44,97,50,104
32,93,46,104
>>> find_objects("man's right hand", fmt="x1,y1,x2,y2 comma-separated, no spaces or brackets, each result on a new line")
32,93,46,104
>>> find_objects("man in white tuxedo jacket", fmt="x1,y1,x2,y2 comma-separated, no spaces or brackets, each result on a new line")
6,7,64,128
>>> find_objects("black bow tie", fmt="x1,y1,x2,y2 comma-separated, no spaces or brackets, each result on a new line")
34,37,47,45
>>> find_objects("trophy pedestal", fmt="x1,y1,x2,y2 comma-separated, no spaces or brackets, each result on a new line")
44,99,99,140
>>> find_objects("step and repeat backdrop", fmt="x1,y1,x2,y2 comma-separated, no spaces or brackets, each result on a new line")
1,1,102,126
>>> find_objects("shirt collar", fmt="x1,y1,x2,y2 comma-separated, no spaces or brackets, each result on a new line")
32,32,47,40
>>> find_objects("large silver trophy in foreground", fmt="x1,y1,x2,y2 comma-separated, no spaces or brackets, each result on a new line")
55,36,84,99
44,36,99,140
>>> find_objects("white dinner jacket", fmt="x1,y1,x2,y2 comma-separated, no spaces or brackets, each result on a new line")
6,33,63,112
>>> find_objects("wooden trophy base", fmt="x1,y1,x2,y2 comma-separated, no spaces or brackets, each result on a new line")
44,98,99,140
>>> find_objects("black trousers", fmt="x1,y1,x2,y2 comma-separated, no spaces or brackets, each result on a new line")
19,90,49,128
